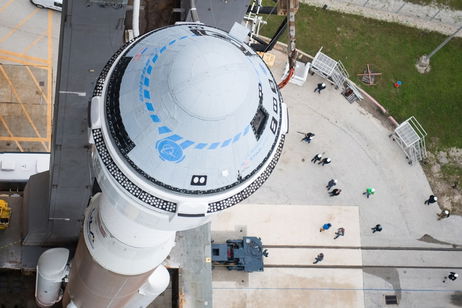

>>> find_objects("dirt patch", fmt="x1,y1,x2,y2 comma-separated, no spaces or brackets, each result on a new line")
421,141,462,215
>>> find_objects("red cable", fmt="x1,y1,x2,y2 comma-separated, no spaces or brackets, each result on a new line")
278,67,295,89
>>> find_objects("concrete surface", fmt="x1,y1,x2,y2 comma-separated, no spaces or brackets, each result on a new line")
211,48,462,308
213,267,365,308
0,0,60,152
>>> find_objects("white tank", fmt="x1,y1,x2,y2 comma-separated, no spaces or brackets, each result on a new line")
35,248,69,307
124,265,171,307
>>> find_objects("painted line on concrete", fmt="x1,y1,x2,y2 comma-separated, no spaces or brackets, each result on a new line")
0,115,23,152
0,55,48,67
0,0,15,14
0,49,48,64
265,265,462,269
22,31,47,55
0,64,48,151
213,287,462,293
0,8,40,44
264,245,462,251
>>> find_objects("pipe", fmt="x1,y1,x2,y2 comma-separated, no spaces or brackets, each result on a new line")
132,0,140,37
190,0,200,22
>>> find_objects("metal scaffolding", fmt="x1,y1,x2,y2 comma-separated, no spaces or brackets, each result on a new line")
310,48,363,103
310,48,348,89
391,116,427,165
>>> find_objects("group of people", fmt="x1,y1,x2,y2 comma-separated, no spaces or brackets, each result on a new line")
314,224,346,264
425,194,451,220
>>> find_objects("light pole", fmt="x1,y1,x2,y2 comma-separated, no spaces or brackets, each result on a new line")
416,25,462,73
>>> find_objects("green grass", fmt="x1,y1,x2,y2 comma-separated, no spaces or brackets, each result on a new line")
259,4,462,148
404,0,462,10
441,164,462,178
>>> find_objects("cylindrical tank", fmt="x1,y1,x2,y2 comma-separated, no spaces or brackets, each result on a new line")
63,23,288,307
35,248,69,307
124,265,170,307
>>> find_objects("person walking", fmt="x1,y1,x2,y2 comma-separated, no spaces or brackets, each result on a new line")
443,272,458,283
311,153,322,163
326,179,337,190
334,227,345,239
424,195,437,205
371,224,382,233
313,253,324,264
319,157,331,166
329,188,342,197
320,223,332,232
314,83,326,94
437,209,450,220
363,187,375,198
301,132,315,143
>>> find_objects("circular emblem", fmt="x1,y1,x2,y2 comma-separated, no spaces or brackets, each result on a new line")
156,139,185,163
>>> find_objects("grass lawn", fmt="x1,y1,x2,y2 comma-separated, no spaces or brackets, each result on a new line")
259,4,462,149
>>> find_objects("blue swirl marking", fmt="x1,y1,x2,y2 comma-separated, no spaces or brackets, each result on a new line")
145,103,154,111
208,142,220,150
233,133,241,143
147,65,152,75
195,143,208,149
221,139,232,148
158,126,172,134
167,134,182,142
243,125,250,136
144,77,150,86
160,46,167,54
169,40,176,45
152,54,158,64
180,140,194,149
156,139,185,163
143,90,150,99
150,114,160,123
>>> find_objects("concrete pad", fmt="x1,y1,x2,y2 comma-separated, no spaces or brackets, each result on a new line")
211,203,361,247
266,248,363,266
244,49,462,248
213,268,364,308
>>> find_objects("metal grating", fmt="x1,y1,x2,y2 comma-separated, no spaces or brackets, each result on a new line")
385,295,398,305
310,49,350,89
312,52,337,76
395,122,420,147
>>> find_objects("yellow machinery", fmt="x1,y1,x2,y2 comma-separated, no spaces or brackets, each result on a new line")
0,199,11,230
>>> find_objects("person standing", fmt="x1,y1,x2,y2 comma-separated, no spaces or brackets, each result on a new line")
311,153,323,163
371,224,382,233
363,188,375,198
326,179,337,190
329,188,342,197
301,132,315,143
319,157,331,166
314,83,327,94
424,195,437,205
320,223,332,232
443,272,458,283
313,253,324,264
334,227,345,239
437,209,450,220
